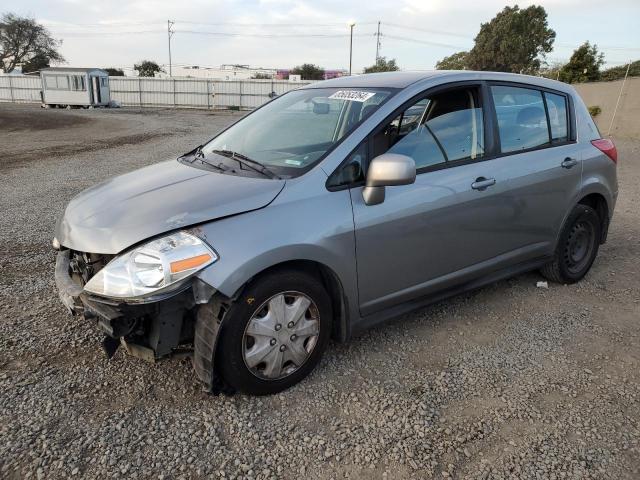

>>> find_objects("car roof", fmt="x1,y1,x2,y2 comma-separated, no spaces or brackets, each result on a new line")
303,70,574,95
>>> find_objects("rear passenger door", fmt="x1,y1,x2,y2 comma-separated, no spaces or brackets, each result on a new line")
488,84,581,257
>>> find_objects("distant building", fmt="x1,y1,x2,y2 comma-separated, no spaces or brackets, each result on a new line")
276,69,347,80
158,64,277,80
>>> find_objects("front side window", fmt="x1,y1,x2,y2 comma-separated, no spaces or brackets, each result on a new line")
372,87,484,170
201,87,393,178
491,86,550,153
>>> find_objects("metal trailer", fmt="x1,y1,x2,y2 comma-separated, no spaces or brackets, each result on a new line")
40,67,111,108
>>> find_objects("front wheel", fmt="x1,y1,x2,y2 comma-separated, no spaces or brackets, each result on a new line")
217,269,332,395
540,204,602,284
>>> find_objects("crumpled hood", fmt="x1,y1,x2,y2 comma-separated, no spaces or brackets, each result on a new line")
56,159,285,254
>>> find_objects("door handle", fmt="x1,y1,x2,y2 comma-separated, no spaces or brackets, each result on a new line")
471,177,496,191
561,157,578,169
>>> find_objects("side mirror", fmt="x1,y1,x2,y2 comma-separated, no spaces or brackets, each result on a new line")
313,102,330,114
362,153,416,206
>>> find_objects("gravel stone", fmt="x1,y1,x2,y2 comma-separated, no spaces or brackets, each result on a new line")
1,105,639,479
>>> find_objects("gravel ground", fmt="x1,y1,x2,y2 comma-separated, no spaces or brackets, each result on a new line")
1,103,639,480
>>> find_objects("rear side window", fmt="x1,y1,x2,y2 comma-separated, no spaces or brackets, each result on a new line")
491,86,550,153
544,92,568,142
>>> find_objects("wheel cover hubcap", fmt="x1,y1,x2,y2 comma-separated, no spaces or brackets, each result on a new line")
242,292,320,380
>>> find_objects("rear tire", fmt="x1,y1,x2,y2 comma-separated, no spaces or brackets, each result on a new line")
217,268,332,395
540,204,601,284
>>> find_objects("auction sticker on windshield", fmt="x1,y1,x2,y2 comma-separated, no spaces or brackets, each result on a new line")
328,90,376,102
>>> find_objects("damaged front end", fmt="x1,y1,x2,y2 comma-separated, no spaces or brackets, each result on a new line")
55,248,204,360
54,247,228,392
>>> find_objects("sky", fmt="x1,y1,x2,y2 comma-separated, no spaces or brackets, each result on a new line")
5,0,640,74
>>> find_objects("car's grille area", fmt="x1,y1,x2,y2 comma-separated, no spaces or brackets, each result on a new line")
68,251,114,287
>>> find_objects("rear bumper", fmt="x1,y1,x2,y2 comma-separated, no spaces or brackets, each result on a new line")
54,250,196,360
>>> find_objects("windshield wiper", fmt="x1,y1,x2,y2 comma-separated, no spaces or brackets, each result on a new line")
210,149,281,179
181,145,228,172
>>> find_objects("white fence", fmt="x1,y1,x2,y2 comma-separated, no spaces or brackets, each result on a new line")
0,75,43,103
0,75,313,110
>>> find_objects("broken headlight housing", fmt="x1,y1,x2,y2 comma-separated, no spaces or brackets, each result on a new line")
83,231,217,300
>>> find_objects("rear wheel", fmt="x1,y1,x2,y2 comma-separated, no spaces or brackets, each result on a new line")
540,204,601,284
217,269,332,395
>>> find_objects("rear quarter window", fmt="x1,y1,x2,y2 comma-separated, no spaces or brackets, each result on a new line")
544,92,568,143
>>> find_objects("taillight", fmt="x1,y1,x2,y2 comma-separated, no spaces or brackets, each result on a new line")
591,138,617,164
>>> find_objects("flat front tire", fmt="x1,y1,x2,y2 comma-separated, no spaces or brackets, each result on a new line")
540,204,601,284
217,269,332,395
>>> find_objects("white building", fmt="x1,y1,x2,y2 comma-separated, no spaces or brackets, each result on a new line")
41,67,111,108
158,64,277,80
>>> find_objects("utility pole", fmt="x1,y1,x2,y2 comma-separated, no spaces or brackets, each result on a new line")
348,21,355,76
167,20,175,77
375,21,381,64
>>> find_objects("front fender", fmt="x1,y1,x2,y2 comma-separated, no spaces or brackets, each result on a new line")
193,179,358,320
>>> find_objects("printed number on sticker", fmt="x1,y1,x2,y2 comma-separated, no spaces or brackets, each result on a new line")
328,91,376,102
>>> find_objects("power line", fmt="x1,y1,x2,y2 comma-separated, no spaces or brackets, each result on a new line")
174,20,378,27
384,22,473,40
177,30,374,38
382,34,467,50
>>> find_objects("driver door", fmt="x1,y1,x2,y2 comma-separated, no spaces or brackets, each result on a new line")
349,84,521,316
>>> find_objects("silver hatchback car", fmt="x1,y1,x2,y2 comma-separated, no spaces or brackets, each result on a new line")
54,71,618,395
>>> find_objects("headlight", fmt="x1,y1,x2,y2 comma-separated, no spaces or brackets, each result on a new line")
84,231,217,299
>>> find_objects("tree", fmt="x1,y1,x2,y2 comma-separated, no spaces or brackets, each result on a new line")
559,42,604,83
0,12,64,73
600,60,640,82
105,67,125,76
363,57,399,73
435,51,469,70
468,5,555,74
290,63,324,80
21,53,52,73
134,60,163,77
251,72,272,79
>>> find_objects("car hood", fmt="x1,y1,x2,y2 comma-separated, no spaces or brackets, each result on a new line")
56,159,285,254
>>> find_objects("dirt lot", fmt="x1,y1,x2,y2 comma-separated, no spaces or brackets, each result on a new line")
0,103,639,480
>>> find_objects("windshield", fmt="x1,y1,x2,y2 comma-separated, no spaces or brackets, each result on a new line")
200,87,394,177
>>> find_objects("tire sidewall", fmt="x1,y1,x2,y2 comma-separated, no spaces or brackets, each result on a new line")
556,205,601,282
217,269,332,395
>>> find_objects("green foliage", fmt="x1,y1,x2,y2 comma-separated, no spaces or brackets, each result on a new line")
0,12,64,73
134,60,163,77
467,5,555,74
600,60,640,81
588,106,602,117
558,42,604,83
435,51,469,70
363,57,400,74
105,67,125,76
290,64,325,80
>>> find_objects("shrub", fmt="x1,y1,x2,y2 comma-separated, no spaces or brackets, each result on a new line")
588,105,602,117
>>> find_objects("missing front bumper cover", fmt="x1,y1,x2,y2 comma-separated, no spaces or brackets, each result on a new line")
55,250,197,362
